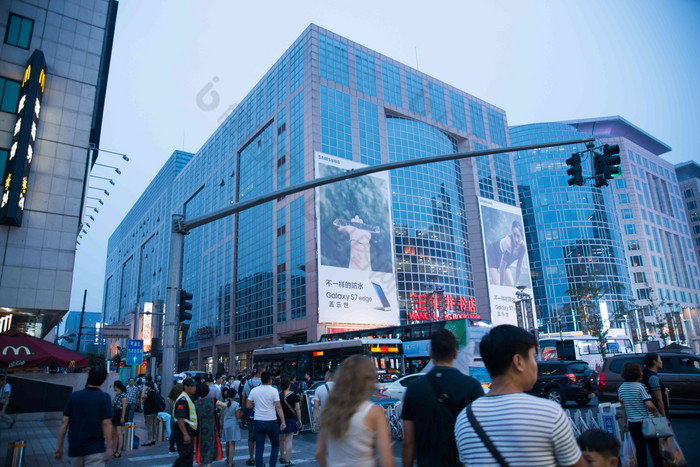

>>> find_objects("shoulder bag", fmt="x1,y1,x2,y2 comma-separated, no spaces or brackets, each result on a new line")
641,416,673,439
466,404,510,467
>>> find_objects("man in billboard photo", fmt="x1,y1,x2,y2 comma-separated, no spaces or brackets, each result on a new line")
333,215,380,271
486,220,526,286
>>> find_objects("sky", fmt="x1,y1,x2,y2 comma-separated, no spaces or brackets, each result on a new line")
69,0,700,314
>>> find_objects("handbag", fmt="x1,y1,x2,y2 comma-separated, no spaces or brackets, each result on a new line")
641,416,673,438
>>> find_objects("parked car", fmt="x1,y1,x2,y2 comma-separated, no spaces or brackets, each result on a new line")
527,360,598,406
377,373,423,402
597,352,700,411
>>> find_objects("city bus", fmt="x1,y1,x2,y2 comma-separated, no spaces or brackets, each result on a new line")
539,332,634,370
252,338,404,382
320,318,492,384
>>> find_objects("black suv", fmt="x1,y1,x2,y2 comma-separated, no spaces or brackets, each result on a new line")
527,360,598,406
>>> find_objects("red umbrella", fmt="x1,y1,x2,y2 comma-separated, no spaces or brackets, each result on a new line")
0,331,89,369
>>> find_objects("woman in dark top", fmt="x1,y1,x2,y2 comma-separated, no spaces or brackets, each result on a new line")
642,353,669,417
112,380,127,458
486,221,526,286
142,381,159,446
279,376,302,466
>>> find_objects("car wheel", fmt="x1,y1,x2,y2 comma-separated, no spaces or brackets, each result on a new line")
575,396,590,406
545,387,565,406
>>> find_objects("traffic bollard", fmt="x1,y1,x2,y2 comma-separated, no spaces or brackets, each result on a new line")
123,423,135,451
5,440,25,467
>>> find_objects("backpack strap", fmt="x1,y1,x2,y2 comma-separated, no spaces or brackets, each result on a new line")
467,404,509,467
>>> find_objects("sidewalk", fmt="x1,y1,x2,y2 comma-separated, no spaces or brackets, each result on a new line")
0,410,153,466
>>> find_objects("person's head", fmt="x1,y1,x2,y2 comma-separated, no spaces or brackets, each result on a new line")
145,375,153,382
146,381,156,390
304,370,312,380
480,325,538,390
237,374,243,381
261,371,273,385
280,376,291,392
510,220,524,248
621,362,643,382
87,365,108,387
324,369,336,382
578,429,620,467
114,380,126,393
196,383,209,399
205,375,214,385
289,374,297,383
127,377,135,386
321,355,377,439
182,378,197,395
255,366,263,376
644,352,662,370
429,328,458,364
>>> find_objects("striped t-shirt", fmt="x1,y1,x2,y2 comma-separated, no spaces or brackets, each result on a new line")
618,382,652,422
454,393,581,467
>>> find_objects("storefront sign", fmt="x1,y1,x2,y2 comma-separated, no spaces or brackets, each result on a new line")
0,50,46,226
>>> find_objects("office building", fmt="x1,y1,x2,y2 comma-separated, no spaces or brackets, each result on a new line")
509,122,634,335
103,24,524,373
61,310,101,353
565,117,699,351
0,0,118,337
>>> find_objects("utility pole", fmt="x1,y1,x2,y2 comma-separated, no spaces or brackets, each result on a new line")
158,137,595,399
75,289,87,352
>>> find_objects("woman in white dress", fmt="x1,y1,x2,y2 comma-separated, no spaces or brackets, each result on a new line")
220,388,242,467
315,355,395,467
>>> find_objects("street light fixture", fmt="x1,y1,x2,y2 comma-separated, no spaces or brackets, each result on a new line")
90,174,115,185
87,196,104,205
89,143,129,161
94,163,122,175
88,186,109,196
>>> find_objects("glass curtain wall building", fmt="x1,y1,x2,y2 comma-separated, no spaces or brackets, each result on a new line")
509,123,633,335
565,117,699,351
103,25,518,373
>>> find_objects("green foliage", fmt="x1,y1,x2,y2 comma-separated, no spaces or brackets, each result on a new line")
86,352,106,367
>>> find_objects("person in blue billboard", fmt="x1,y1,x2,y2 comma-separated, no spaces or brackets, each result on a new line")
486,220,526,286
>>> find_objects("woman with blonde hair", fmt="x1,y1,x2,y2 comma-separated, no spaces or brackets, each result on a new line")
314,355,395,467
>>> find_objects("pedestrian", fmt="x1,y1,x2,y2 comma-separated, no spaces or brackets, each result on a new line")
303,371,314,391
314,355,394,467
642,353,669,417
125,377,140,422
312,369,335,432
55,366,113,465
618,362,663,467
454,324,583,466
0,375,14,428
402,328,484,467
289,375,299,395
173,378,199,467
278,376,302,466
142,381,159,446
207,375,223,401
157,411,173,446
247,371,286,467
194,383,226,467
242,367,263,465
168,378,185,454
577,429,621,467
220,387,242,467
111,380,127,458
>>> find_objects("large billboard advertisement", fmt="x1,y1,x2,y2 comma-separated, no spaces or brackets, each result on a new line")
315,152,399,326
478,197,535,327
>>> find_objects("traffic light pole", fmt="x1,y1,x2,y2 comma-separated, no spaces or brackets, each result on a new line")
161,214,186,400
158,137,595,398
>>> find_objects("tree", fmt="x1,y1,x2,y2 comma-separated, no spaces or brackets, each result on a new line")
565,271,608,356
644,283,669,345
86,352,106,367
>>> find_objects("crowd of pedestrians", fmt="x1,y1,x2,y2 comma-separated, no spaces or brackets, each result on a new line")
45,325,683,467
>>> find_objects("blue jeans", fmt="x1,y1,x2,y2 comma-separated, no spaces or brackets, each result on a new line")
253,420,279,467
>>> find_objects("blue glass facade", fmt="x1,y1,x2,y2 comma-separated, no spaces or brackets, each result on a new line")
104,25,516,371
509,123,633,332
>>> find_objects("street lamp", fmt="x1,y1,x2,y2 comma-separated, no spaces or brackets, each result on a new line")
90,174,115,185
94,163,121,175
87,196,104,205
89,143,129,161
88,186,109,196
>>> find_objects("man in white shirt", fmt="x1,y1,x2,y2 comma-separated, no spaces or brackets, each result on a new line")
247,372,286,467
312,369,335,432
454,325,584,467
0,376,14,428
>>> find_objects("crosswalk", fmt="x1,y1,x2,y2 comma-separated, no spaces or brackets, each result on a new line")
125,443,318,466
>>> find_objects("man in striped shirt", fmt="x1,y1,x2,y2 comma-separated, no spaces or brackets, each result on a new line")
454,325,584,467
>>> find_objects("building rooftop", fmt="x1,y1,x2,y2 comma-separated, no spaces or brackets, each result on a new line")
675,160,700,182
562,116,671,156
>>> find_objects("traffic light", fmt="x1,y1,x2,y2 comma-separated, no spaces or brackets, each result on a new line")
179,289,193,322
566,153,584,186
593,144,621,187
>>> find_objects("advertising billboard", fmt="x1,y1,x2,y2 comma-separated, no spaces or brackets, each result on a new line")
315,152,399,326
478,197,535,327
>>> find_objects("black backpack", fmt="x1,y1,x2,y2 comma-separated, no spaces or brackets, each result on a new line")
154,391,166,413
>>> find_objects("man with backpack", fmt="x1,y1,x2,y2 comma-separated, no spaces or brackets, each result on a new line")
402,329,484,467
241,367,263,466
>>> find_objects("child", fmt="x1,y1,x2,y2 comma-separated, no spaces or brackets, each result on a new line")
220,388,242,467
578,429,621,467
